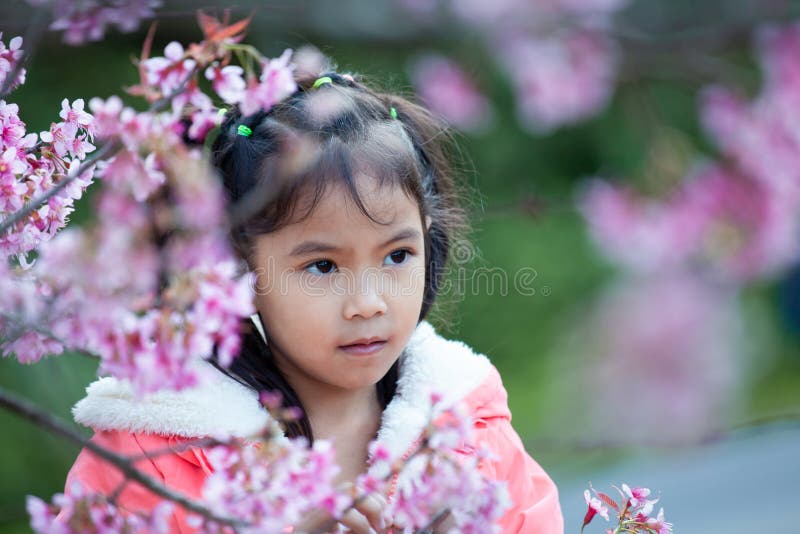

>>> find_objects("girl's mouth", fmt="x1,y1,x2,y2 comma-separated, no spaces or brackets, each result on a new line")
338,340,388,355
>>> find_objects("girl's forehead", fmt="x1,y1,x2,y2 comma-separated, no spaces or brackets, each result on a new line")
260,182,423,254
291,174,421,229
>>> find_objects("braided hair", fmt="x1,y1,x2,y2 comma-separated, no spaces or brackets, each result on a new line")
210,69,469,441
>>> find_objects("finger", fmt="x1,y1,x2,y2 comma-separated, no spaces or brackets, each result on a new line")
338,507,375,534
353,492,388,531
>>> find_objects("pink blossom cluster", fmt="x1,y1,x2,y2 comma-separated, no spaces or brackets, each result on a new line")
401,0,628,133
358,397,511,532
569,273,740,444
2,19,303,393
238,49,297,117
2,160,255,394
0,93,97,259
26,0,161,45
2,58,256,392
0,33,25,91
580,22,800,283
27,481,173,533
140,40,296,137
192,435,346,533
583,483,672,534
579,164,799,282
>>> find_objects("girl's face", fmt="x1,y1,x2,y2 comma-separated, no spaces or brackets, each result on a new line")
251,173,430,398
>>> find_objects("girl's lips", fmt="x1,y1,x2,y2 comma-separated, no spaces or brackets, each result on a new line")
338,340,388,355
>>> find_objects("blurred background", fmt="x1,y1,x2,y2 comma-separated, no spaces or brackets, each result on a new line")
2,0,800,531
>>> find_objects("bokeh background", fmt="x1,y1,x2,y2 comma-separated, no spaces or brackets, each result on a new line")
2,0,800,531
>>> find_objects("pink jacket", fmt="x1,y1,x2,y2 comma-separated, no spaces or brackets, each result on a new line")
64,319,564,533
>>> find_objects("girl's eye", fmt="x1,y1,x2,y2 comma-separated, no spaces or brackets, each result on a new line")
384,249,412,266
305,259,336,275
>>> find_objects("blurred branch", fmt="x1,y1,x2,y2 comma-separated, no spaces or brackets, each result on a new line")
531,411,800,454
477,193,580,221
0,3,49,98
0,385,248,528
0,311,69,347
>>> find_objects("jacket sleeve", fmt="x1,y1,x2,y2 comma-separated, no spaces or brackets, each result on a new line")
468,367,564,534
58,430,193,533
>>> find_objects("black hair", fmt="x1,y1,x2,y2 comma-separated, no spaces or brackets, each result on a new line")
209,67,469,441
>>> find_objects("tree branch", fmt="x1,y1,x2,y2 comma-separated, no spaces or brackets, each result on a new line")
0,385,248,529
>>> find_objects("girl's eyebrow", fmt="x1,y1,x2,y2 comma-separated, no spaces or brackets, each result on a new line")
289,227,422,257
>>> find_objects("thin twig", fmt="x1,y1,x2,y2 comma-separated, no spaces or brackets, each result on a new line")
0,385,248,529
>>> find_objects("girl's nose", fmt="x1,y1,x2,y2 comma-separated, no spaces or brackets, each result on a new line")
342,271,388,320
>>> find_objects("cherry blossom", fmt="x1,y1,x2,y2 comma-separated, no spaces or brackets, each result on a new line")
580,162,800,282
582,483,672,534
28,0,162,46
583,488,610,527
0,34,25,91
497,29,618,133
239,49,297,117
205,64,246,105
408,54,493,133
193,436,344,533
622,484,658,516
27,481,173,534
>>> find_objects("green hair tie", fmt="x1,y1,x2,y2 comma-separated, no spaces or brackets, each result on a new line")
217,107,227,117
390,106,398,119
237,124,253,137
313,76,333,89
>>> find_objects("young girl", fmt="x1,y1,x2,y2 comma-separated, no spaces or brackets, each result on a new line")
63,70,564,533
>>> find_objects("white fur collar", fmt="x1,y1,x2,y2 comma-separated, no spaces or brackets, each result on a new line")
73,316,492,458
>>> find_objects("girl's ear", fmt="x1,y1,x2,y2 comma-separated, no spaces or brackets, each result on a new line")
425,215,432,231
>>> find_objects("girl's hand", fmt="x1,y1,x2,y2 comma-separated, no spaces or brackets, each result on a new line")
337,490,391,533
294,483,392,533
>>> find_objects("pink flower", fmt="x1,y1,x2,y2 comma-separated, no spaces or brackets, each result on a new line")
583,489,610,526
408,54,493,132
104,0,161,33
0,168,26,213
187,108,221,142
646,507,674,534
143,41,196,97
0,101,27,149
59,98,94,134
87,95,126,139
4,331,64,364
376,402,511,532
96,150,165,201
0,34,25,91
621,484,658,516
195,436,343,531
37,0,160,45
26,481,172,533
579,164,800,282
240,49,297,117
205,64,246,104
700,23,800,208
